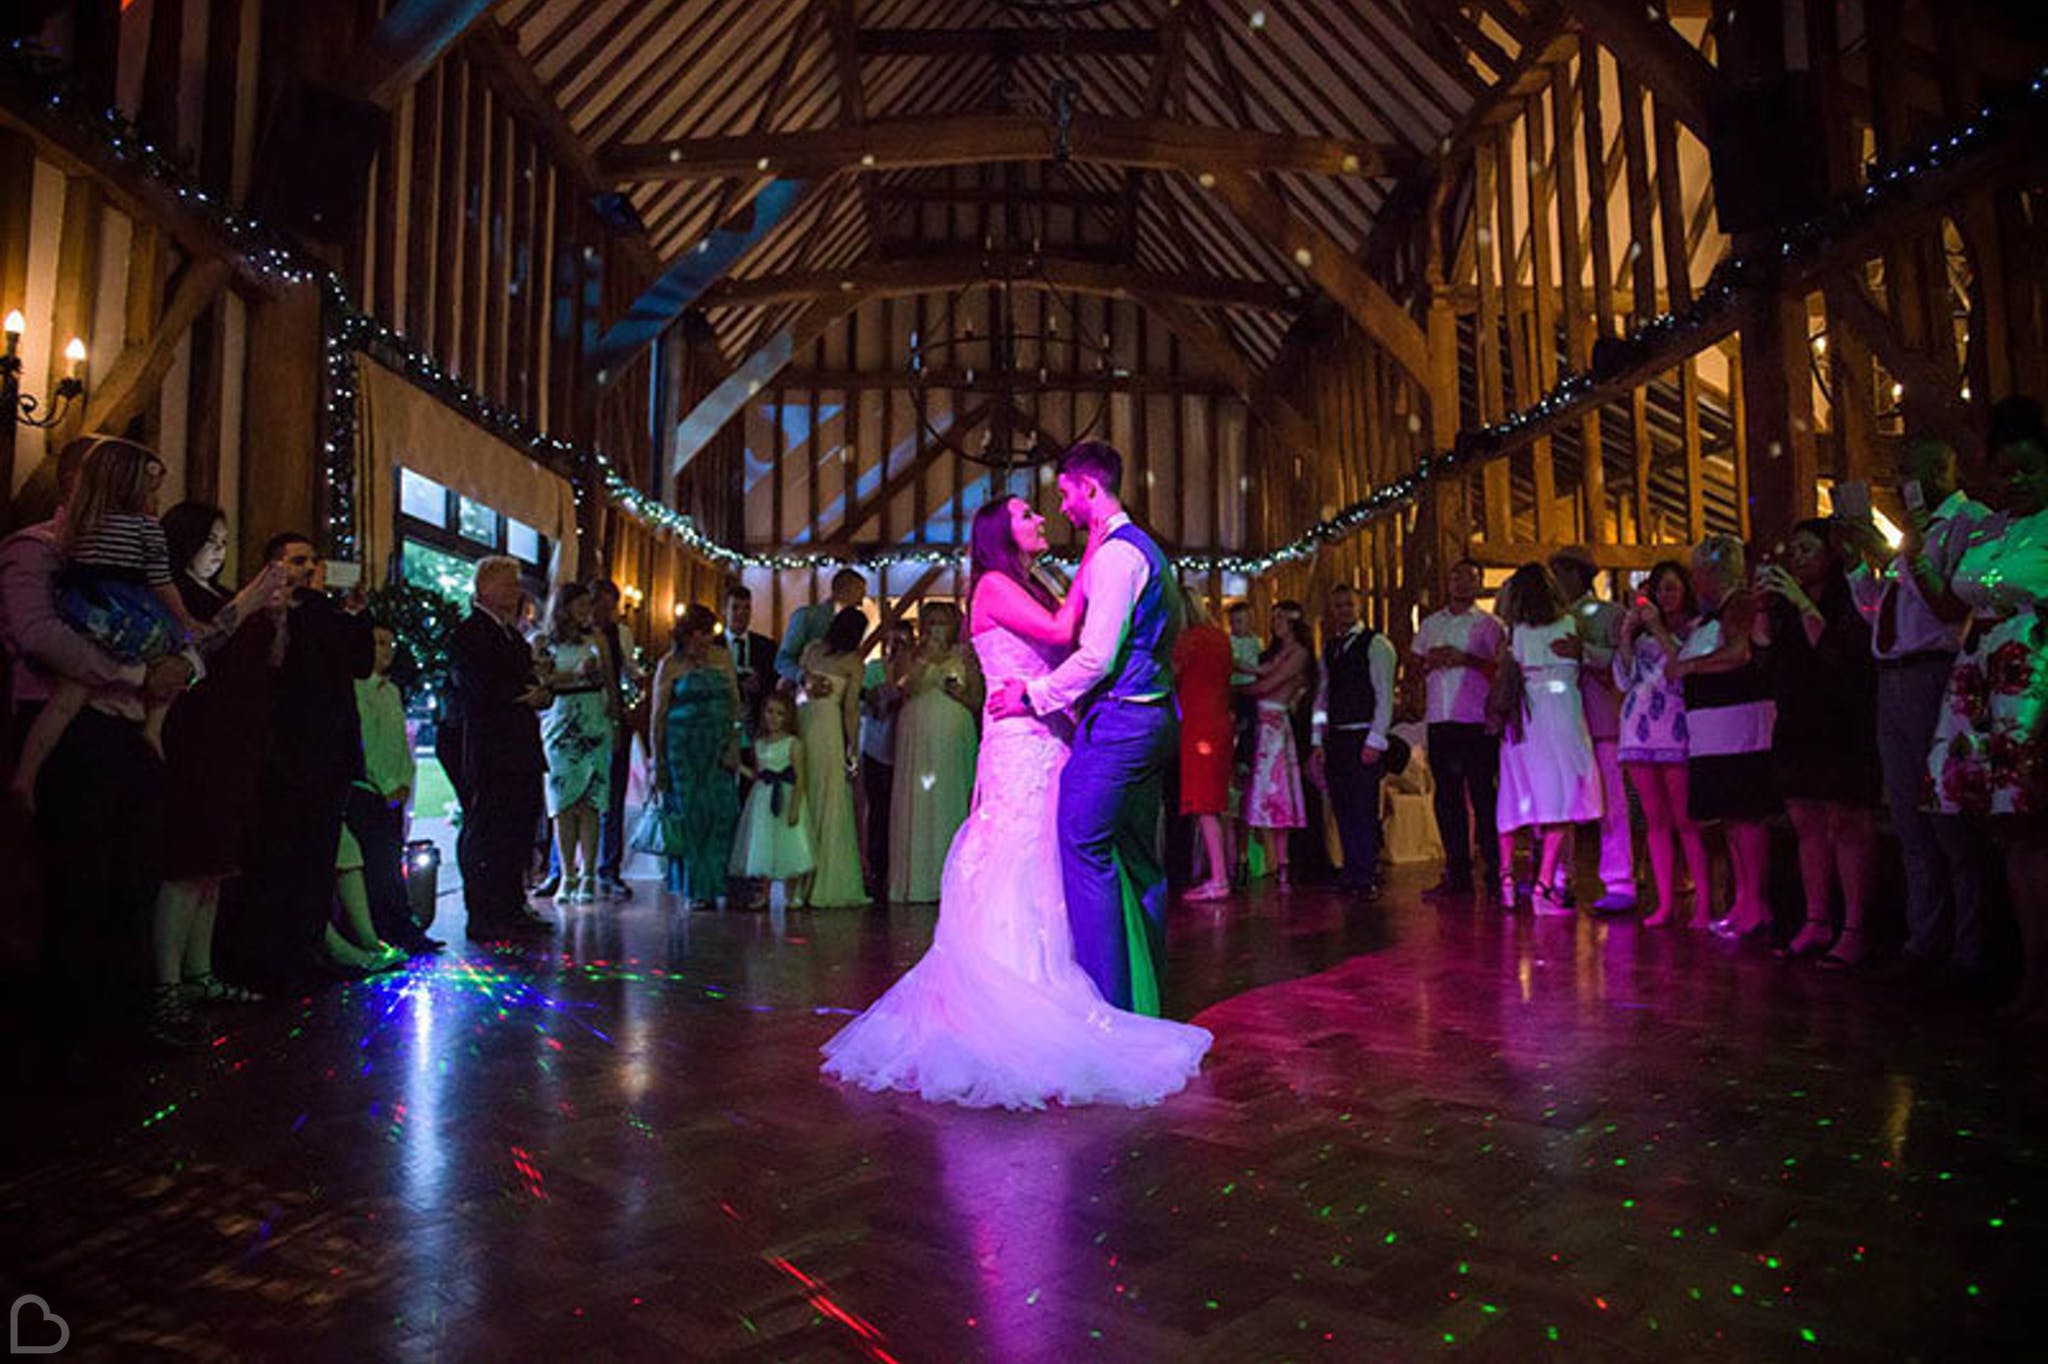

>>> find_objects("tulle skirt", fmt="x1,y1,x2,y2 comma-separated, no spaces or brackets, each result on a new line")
822,718,1212,1110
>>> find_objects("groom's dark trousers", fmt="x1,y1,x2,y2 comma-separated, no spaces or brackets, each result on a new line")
1059,697,1176,1011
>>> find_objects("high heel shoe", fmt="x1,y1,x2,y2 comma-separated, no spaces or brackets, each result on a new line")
1710,914,1769,941
1777,918,1835,960
1532,884,1575,917
1816,927,1868,970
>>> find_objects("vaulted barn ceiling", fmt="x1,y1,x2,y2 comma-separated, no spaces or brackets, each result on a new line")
498,0,1549,370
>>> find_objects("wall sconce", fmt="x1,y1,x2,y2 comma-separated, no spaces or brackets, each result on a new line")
620,584,645,612
1,311,88,429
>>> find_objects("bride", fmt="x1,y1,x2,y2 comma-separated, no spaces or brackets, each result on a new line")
820,495,1212,1110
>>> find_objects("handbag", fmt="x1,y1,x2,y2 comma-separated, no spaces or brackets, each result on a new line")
629,795,678,857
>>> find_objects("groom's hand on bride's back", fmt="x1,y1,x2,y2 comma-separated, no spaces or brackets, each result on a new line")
988,679,1029,719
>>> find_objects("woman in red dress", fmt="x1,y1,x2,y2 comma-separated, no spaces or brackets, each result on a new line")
1173,595,1235,901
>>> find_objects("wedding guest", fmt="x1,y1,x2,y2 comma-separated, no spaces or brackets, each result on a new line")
447,556,553,939
1275,598,1334,885
1926,400,2048,1020
0,436,192,1059
730,693,813,905
535,583,617,905
798,606,868,907
858,620,914,900
1843,438,1995,987
1760,520,1881,967
724,583,777,736
652,605,741,908
328,625,410,977
230,535,377,985
1669,535,1777,939
889,601,981,903
777,568,866,687
1243,610,1314,888
1493,564,1602,915
344,622,438,954
1227,599,1261,784
1550,546,1633,912
1174,594,1236,900
1615,560,1711,927
1411,557,1505,896
153,502,285,1011
588,581,635,902
1307,585,1396,899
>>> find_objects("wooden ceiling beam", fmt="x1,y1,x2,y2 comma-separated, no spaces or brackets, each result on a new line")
1554,0,1718,138
83,257,232,434
854,28,1159,58
696,254,1303,314
1202,169,1433,389
328,0,498,109
671,291,871,477
605,115,1394,183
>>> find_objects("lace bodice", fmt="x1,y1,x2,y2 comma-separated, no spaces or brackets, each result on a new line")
970,624,1053,702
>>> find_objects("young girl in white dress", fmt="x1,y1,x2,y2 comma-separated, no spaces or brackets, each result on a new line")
731,694,814,905
1493,563,1603,913
821,496,1212,1109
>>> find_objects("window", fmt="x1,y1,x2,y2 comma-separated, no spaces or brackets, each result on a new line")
401,540,476,603
458,497,501,546
401,469,449,526
506,518,541,564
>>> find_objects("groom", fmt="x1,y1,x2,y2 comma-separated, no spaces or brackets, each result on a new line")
990,441,1180,1013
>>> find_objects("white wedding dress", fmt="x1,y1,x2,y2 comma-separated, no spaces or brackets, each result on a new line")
820,623,1213,1110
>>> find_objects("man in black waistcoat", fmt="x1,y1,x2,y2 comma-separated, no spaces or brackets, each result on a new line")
448,555,554,939
1307,584,1399,900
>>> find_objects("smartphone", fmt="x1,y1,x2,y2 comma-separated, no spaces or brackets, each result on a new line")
1833,479,1874,522
323,559,363,591
1902,479,1926,514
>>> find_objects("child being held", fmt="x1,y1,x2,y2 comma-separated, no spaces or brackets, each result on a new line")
11,439,208,810
729,693,814,907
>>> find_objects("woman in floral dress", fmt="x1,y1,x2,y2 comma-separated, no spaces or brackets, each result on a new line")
1927,405,2048,1022
536,584,617,904
1240,611,1314,888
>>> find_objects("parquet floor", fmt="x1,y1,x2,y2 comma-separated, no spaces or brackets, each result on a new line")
2,872,2041,1363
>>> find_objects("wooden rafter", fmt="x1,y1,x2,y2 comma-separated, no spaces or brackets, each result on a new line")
696,254,1302,314
836,399,997,543
83,257,233,434
605,115,1392,184
672,291,871,477
855,29,1159,58
1554,0,1717,138
1202,169,1433,389
330,0,497,109
1821,274,1979,449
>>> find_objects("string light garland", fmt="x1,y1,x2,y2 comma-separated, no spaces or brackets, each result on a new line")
8,37,2040,581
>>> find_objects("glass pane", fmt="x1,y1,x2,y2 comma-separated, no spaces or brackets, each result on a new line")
401,539,475,604
506,518,541,564
400,469,447,526
457,497,501,546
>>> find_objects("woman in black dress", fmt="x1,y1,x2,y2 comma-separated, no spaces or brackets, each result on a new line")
151,503,281,1022
1759,518,1881,966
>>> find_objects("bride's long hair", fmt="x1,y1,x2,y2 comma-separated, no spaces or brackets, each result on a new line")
967,496,1057,633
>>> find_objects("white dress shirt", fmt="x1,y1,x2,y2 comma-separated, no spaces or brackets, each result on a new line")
1026,512,1156,715
1847,489,1990,658
1410,606,1505,726
1312,624,1397,752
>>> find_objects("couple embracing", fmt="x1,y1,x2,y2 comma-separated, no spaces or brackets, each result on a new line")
821,442,1212,1110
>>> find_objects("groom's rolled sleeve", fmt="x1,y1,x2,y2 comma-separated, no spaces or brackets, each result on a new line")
1025,539,1146,716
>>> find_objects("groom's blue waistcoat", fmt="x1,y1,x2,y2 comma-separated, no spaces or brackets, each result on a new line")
1088,521,1177,709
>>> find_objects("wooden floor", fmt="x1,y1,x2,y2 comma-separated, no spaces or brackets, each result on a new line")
1,871,2040,1363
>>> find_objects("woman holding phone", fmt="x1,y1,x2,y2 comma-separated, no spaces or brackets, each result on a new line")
1615,561,1710,927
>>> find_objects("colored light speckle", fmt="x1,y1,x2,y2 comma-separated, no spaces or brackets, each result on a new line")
1801,1328,1818,1344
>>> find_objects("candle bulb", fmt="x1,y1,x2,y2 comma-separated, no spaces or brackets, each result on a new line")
64,337,86,376
3,309,22,358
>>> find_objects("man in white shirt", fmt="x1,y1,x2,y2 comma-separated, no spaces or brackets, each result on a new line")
775,568,866,687
989,442,1179,1013
1843,438,1995,982
1551,546,1634,912
1307,584,1398,899
1410,558,1505,896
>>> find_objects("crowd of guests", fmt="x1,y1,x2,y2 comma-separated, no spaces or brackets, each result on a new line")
5,396,2044,1069
1,435,441,1065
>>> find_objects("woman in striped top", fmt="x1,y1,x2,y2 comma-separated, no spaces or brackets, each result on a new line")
1669,535,1779,940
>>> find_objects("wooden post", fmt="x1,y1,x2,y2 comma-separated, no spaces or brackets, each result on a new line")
239,283,325,570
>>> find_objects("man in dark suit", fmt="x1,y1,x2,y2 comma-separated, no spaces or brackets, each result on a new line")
1307,584,1399,900
448,555,553,939
722,583,777,737
236,533,376,986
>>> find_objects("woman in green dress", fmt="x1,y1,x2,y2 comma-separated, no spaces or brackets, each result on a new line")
798,607,870,906
887,601,983,903
651,605,741,907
